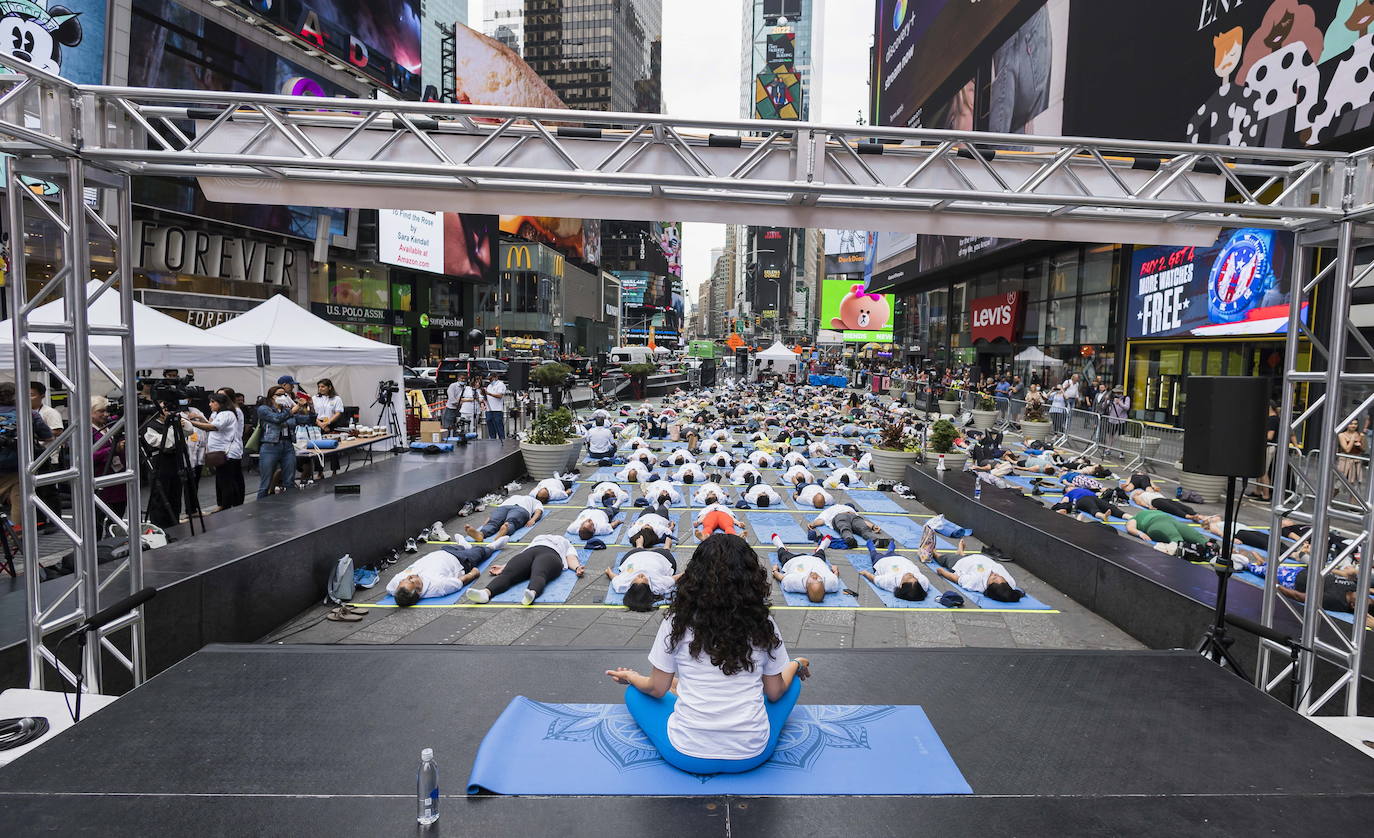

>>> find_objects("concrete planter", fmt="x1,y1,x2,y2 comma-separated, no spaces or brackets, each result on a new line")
1180,471,1228,503
970,409,998,431
937,399,961,416
870,448,921,482
520,441,582,478
1117,435,1162,462
1019,420,1053,444
931,450,968,472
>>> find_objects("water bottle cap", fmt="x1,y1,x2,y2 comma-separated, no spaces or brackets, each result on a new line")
421,748,434,761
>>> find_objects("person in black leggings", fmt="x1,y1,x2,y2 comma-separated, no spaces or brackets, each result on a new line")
1130,490,1201,521
1052,487,1125,521
466,534,584,605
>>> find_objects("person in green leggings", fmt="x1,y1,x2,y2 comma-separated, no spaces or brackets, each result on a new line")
1126,509,1213,550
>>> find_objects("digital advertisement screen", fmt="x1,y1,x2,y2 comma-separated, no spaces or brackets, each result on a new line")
820,279,895,343
0,0,107,83
1127,228,1306,340
1065,0,1374,149
226,0,421,97
500,216,589,261
378,210,496,282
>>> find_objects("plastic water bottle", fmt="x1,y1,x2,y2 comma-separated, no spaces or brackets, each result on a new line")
417,748,439,826
937,454,946,473
973,479,982,501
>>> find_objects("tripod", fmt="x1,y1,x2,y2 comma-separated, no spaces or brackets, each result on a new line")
139,408,205,537
1196,475,1248,676
373,385,405,452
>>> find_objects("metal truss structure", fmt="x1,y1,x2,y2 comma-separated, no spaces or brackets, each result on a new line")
0,56,1370,711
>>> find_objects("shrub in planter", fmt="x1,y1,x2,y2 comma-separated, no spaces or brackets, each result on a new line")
971,392,999,430
520,406,580,477
927,418,968,470
530,362,571,389
1023,400,1048,423
975,393,997,412
871,419,923,481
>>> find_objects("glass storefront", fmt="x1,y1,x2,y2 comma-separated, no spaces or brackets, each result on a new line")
1125,339,1299,427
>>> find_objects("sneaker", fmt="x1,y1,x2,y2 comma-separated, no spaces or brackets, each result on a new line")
419,527,432,543
404,538,418,554
458,502,475,517
385,549,400,566
466,588,491,604
522,588,537,606
430,522,452,542
476,501,488,513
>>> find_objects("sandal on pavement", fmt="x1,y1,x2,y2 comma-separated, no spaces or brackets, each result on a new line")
326,607,363,622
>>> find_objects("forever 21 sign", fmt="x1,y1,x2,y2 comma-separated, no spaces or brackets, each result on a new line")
133,221,304,285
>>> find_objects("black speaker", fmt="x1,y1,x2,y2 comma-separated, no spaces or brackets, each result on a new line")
1182,376,1269,477
507,359,531,392
735,348,748,375
701,359,717,386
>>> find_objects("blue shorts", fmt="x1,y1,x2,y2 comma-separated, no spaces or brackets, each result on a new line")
623,676,802,775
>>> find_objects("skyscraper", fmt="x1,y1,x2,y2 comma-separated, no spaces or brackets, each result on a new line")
522,0,663,113
481,0,526,54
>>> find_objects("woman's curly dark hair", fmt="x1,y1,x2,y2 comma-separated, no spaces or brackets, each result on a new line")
665,534,780,676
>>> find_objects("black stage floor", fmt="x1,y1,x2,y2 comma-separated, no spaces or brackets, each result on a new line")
0,442,523,690
2,644,1371,836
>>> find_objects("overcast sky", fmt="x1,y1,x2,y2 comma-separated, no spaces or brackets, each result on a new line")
466,0,876,303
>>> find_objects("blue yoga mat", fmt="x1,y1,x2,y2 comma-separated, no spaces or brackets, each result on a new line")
747,511,811,544
467,697,971,796
603,554,673,606
846,554,944,609
846,489,904,514
375,546,506,606
869,515,930,548
920,559,1055,611
489,552,583,604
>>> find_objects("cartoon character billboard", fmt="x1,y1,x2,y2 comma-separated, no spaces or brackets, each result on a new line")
820,279,894,343
0,0,105,83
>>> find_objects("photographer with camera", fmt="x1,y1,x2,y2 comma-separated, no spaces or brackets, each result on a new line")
141,393,197,529
256,384,309,499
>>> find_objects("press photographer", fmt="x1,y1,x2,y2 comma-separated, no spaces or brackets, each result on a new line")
140,383,198,530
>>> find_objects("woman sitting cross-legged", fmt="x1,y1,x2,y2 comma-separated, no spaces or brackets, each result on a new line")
605,533,813,775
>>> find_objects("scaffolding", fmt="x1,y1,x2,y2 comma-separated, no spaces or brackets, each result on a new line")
0,55,1368,711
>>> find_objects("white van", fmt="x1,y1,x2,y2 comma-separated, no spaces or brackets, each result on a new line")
608,346,655,366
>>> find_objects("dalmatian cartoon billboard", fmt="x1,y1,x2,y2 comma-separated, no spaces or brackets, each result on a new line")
0,0,105,84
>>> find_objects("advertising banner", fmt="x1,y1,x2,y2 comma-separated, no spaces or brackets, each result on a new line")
1065,0,1374,149
653,222,683,278
754,67,802,120
615,270,672,310
225,0,421,97
824,229,868,255
378,210,496,282
767,32,795,65
820,279,895,343
826,252,866,275
1127,228,1306,339
0,0,106,83
970,292,1024,343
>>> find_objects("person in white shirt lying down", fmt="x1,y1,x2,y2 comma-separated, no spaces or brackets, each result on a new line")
704,450,734,468
730,462,763,485
855,451,873,472
531,477,573,503
743,483,782,508
822,467,861,489
856,540,932,602
674,461,706,484
626,447,657,466
388,534,512,606
465,533,584,606
570,506,623,541
747,450,777,469
662,448,694,468
692,481,731,506
694,503,748,540
640,478,683,507
782,464,815,487
626,504,678,548
464,494,543,541
780,450,809,468
605,547,680,612
795,483,834,509
617,461,655,482
590,480,630,509
805,503,890,550
930,544,1025,603
768,533,841,603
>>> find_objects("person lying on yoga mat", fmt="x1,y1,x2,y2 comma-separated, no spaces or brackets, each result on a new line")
770,534,840,603
591,481,630,509
1278,566,1374,629
465,495,544,542
854,451,873,472
694,503,747,540
806,504,889,550
692,481,731,506
531,477,572,503
1051,486,1127,522
1125,509,1214,551
388,535,512,606
1123,472,1159,492
822,467,862,489
626,447,657,466
858,541,932,602
606,533,812,775
617,461,655,483
606,548,680,611
796,483,834,509
571,506,621,541
1129,489,1204,522
704,450,734,469
660,448,693,468
782,464,815,487
673,461,706,484
780,450,809,468
931,548,1025,603
747,450,777,469
466,533,584,606
807,440,832,458
627,506,677,548
730,462,763,486
743,483,782,508
641,478,683,508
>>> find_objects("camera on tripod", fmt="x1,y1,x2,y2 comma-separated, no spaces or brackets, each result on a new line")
139,370,206,414
377,380,400,400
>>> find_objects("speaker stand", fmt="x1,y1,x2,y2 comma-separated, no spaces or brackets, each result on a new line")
1197,476,1249,678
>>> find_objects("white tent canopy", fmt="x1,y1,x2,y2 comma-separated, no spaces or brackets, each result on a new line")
1014,346,1065,365
756,341,799,364
0,281,258,370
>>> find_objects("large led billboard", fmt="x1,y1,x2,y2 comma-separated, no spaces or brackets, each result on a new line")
820,279,895,343
1127,229,1307,339
378,210,496,282
0,0,107,83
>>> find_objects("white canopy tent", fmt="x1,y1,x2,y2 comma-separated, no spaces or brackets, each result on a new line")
1014,346,1065,366
202,296,408,437
754,341,800,378
0,281,259,371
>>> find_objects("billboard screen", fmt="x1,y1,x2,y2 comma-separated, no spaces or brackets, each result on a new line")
225,0,421,97
378,210,496,282
616,270,672,310
653,222,683,278
820,279,895,343
1127,229,1307,340
824,229,867,255
1065,0,1374,149
0,0,107,83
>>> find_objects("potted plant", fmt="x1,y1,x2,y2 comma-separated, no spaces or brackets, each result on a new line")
927,418,967,471
621,362,657,401
519,406,581,478
970,392,998,431
937,388,961,416
531,361,572,410
870,418,923,482
1019,399,1053,444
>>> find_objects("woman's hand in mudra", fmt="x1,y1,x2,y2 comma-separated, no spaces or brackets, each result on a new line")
488,564,504,576
794,657,812,681
605,667,640,685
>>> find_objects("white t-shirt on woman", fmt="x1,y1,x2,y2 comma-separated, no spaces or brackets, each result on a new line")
312,394,344,421
646,616,788,760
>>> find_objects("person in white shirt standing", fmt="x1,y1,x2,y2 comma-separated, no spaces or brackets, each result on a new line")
189,391,246,510
310,378,346,479
458,374,482,435
466,532,584,606
482,374,508,440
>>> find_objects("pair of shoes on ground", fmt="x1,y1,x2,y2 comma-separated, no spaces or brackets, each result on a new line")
326,603,368,622
466,587,537,606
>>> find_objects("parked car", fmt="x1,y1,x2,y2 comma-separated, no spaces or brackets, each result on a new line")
436,357,509,387
413,366,438,381
402,366,435,391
